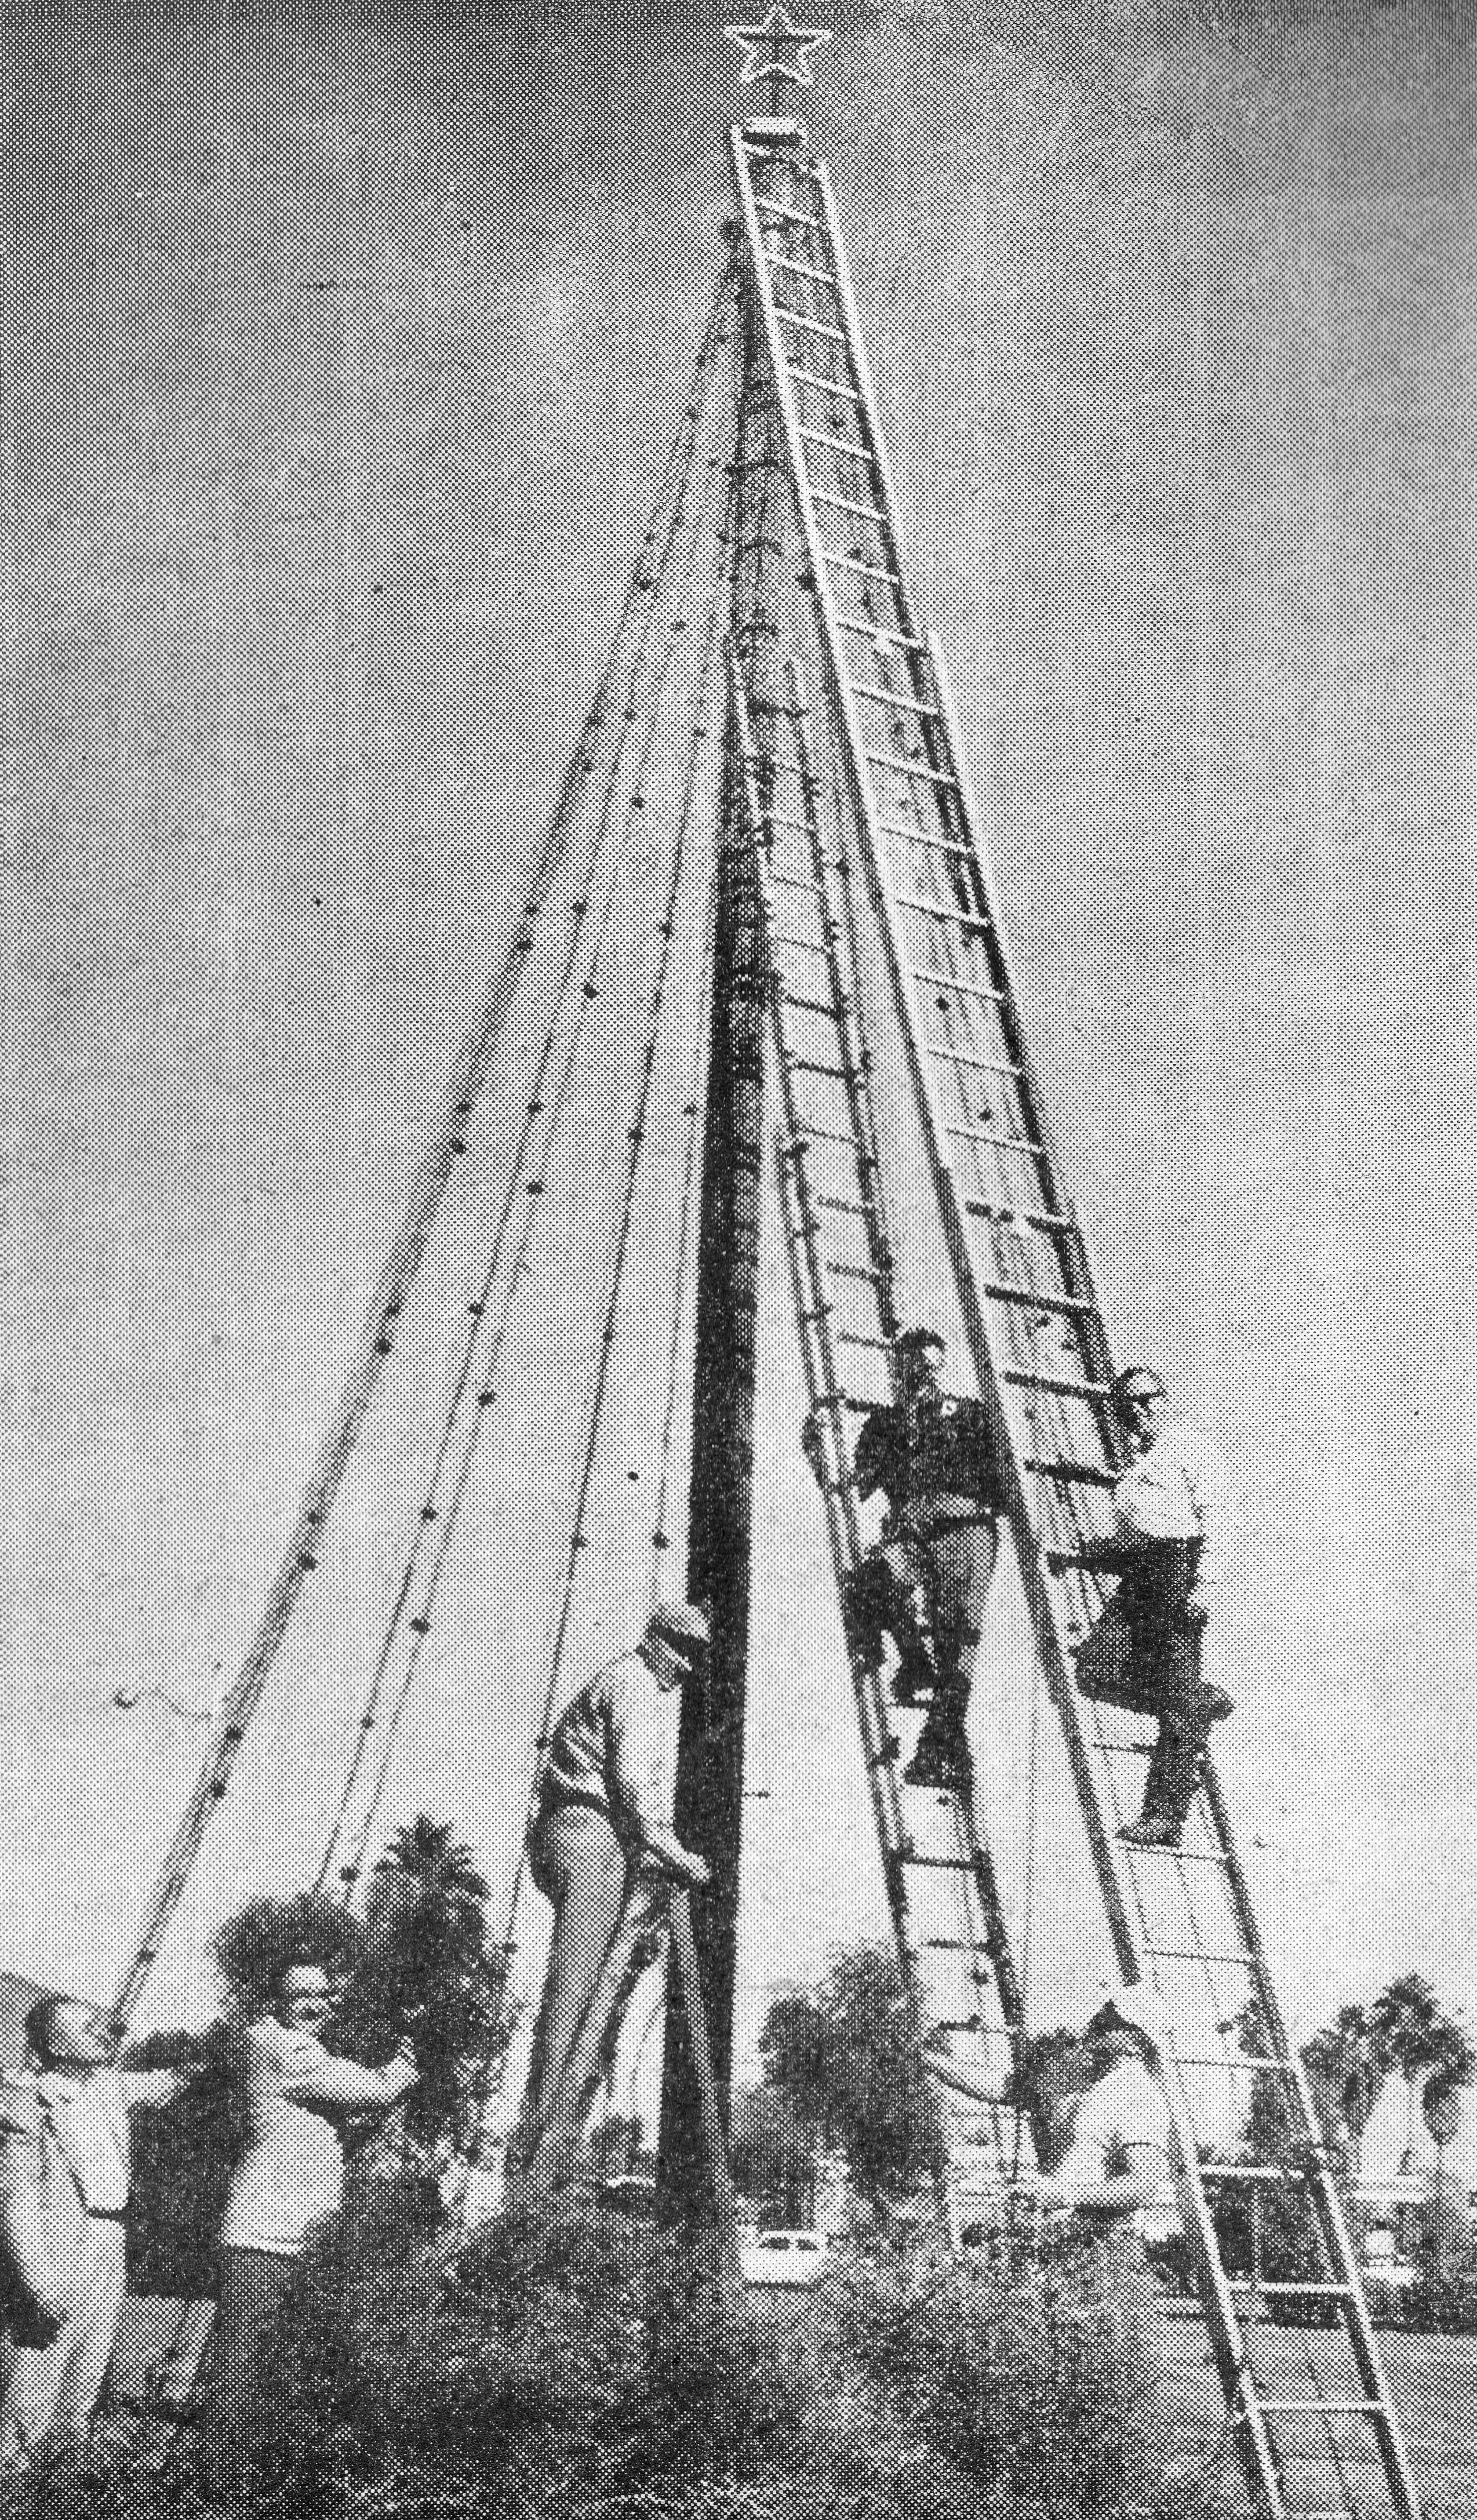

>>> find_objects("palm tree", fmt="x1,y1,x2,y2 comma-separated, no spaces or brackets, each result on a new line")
348,1817,499,2164
1368,1975,1451,2174
1301,2001,1383,2180
367,1816,489,1948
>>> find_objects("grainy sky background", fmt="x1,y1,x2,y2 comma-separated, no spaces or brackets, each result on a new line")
4,2,1474,2170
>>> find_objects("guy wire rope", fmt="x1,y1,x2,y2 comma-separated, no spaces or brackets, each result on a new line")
452,471,742,2178
648,859,718,1618
108,260,742,2033
311,277,741,1899
330,426,740,1903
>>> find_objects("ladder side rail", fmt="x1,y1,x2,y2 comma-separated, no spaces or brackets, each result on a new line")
738,150,1303,2520
754,163,924,662
748,138,1419,2520
735,647,1020,2152
785,657,900,1343
918,375,1416,2520
771,1135,918,1907
923,634,1122,1383
734,136,1146,1990
772,1124,1025,2202
805,160,931,664
1205,1768,1425,2520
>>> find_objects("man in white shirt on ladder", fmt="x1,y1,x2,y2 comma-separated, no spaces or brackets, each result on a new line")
1074,1366,1234,1850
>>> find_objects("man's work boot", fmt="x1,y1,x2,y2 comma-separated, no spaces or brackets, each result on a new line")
1119,1812,1181,1850
1204,1685,1234,1722
904,1724,971,1791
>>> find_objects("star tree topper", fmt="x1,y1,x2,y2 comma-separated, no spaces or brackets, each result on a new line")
725,8,833,116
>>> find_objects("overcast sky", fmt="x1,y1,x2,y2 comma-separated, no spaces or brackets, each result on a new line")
4,1,1475,2168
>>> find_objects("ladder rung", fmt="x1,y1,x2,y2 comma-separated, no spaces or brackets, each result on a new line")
968,1202,1075,1236
781,992,846,1021
888,826,974,861
836,613,924,651
770,870,827,896
1229,2281,1352,2298
798,1121,862,1148
771,932,829,956
910,966,1007,1005
1252,2400,1385,2418
947,1124,1046,1155
775,305,847,343
811,485,889,527
768,250,842,292
1142,1844,1233,1865
869,752,958,792
1022,1456,1117,1488
895,889,989,931
898,1852,975,1870
791,1060,855,1082
1004,1369,1110,1403
837,1329,892,1351
751,193,826,233
850,680,942,719
1148,1946,1256,1968
800,422,869,461
789,365,864,404
815,1194,867,1216
825,1259,884,1284
1175,2054,1295,2075
1200,2163,1308,2185
819,546,900,586
978,1280,1096,1317
922,1039,1021,1076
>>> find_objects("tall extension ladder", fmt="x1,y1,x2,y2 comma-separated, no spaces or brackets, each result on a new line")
729,641,1026,2226
728,114,1422,2520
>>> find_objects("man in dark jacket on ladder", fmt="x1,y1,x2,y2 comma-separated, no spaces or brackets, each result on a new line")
814,1327,1005,1790
521,1603,711,2183
1075,1366,1233,1849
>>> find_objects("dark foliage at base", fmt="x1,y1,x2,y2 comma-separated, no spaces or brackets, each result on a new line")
158,2190,1189,2520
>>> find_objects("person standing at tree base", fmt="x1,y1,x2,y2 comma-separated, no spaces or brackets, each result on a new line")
927,1991,1172,2349
521,1603,711,2182
203,1960,417,2499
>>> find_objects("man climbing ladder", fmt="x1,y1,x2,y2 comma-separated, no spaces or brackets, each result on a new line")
1073,1366,1234,1850
807,1326,1005,1788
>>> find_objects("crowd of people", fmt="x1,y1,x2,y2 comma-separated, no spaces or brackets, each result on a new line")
0,1331,1214,2489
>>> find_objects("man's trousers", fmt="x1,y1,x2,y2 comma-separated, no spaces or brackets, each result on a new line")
0,2213,127,2471
1075,1538,1219,1833
525,1802,660,2178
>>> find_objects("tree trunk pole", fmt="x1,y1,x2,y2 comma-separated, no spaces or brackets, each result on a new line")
657,260,774,2223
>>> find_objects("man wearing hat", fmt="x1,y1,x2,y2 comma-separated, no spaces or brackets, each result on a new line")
810,1327,1005,1788
926,1988,1172,2316
1074,1366,1233,1849
522,1604,710,2171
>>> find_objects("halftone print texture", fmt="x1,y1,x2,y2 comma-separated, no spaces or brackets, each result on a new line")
3,3,1474,2512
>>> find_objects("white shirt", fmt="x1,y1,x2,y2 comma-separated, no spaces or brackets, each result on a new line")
219,2017,416,2258
539,1648,680,1850
1113,1421,1226,1607
28,2065,179,2214
1051,2056,1171,2219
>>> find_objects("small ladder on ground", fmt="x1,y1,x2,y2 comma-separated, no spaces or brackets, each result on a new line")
729,639,1028,2233
728,113,1422,2520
